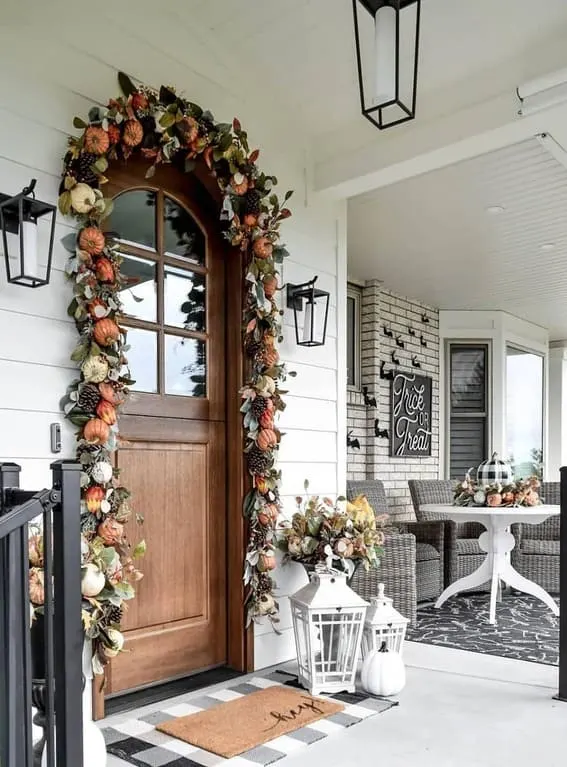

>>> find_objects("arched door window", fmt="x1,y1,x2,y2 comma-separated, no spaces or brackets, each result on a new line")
110,189,208,398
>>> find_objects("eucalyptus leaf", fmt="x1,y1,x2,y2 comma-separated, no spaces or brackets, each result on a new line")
73,116,87,130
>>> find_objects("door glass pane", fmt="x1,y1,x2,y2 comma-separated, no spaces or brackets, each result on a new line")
164,196,205,265
165,334,206,397
164,266,206,332
506,347,544,478
124,327,158,393
118,254,157,322
111,190,156,251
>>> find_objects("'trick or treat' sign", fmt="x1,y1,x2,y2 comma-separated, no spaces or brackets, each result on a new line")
391,372,432,457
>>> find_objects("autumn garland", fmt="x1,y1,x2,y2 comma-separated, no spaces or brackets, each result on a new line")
54,72,291,667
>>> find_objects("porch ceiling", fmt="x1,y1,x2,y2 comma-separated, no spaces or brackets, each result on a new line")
347,137,567,341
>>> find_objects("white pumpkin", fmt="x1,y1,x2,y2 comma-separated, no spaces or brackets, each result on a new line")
102,628,124,658
92,461,113,484
81,563,105,597
361,643,406,697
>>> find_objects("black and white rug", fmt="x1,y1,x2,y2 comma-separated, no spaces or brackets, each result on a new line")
103,670,397,766
407,594,559,665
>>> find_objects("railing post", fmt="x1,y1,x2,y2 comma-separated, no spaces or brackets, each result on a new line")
0,462,31,767
558,466,567,701
51,459,84,767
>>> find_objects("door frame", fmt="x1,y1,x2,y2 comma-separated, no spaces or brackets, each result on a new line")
92,160,252,719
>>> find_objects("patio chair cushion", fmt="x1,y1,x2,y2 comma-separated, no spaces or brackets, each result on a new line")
521,540,560,556
416,542,440,562
456,538,483,556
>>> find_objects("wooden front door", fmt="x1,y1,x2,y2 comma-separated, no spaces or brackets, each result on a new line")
104,162,227,695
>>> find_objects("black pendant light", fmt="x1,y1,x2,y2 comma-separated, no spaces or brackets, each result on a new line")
352,0,421,130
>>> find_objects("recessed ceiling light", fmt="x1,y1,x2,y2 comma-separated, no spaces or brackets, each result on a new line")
541,243,556,251
485,205,505,215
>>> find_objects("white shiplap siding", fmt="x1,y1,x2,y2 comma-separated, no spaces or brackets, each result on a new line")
0,25,345,669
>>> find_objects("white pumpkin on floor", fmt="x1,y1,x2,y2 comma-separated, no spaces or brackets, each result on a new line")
361,642,406,696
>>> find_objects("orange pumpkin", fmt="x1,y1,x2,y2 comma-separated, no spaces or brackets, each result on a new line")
263,275,277,298
255,476,268,494
131,92,149,111
259,410,274,429
87,298,107,319
244,213,258,227
253,236,273,260
95,257,115,283
84,126,109,155
85,485,105,513
108,123,121,145
98,517,124,545
178,116,199,144
99,382,124,406
93,318,120,347
487,493,502,507
257,506,279,526
231,173,249,196
79,227,105,255
96,400,117,425
258,552,276,572
83,418,110,445
263,348,279,367
257,428,278,452
123,119,144,147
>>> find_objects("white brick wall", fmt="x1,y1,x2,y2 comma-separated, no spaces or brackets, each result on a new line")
347,281,440,520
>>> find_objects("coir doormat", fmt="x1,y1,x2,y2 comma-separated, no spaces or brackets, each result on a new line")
103,670,397,766
157,685,343,757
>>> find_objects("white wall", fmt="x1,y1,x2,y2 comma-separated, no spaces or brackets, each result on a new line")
0,26,345,670
439,310,549,478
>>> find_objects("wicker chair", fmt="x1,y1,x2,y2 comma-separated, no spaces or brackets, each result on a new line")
511,481,560,593
408,479,488,590
346,480,445,625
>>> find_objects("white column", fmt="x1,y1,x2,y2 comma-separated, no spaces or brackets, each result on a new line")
547,343,567,480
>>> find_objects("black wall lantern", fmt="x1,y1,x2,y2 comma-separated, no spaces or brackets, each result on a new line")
0,179,56,287
286,276,330,347
352,0,421,130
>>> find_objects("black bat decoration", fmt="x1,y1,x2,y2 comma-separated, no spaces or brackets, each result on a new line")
374,419,389,439
420,335,427,347
421,313,430,324
347,431,361,450
383,325,393,337
412,355,421,368
380,361,394,380
391,351,400,365
362,386,377,408
395,336,405,348
408,326,416,336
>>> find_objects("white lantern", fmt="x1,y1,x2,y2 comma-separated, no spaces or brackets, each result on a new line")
289,566,368,695
362,583,409,658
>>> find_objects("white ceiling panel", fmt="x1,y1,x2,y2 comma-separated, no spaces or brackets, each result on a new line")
348,138,567,340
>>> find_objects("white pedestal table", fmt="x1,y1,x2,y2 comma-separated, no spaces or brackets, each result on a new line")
421,504,560,625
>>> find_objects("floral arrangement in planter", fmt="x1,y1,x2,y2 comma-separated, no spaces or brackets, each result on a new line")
453,472,541,508
277,484,386,577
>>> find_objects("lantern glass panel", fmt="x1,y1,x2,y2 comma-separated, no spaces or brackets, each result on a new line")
362,622,407,656
293,286,330,347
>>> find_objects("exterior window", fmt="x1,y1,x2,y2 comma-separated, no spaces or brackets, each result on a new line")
347,284,361,390
447,343,489,479
506,347,544,478
111,190,207,399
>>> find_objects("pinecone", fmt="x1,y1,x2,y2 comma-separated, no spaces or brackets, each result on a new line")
257,573,273,594
244,190,261,215
75,153,99,186
245,338,261,359
106,605,123,625
78,383,101,413
247,447,271,476
81,513,98,535
251,396,268,418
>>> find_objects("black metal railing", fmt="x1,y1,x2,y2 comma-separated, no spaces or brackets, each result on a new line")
559,466,567,701
0,460,84,767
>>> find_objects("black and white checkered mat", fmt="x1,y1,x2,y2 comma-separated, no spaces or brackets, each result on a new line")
103,670,397,766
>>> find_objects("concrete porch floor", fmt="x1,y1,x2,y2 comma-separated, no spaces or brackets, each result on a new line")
103,642,565,767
